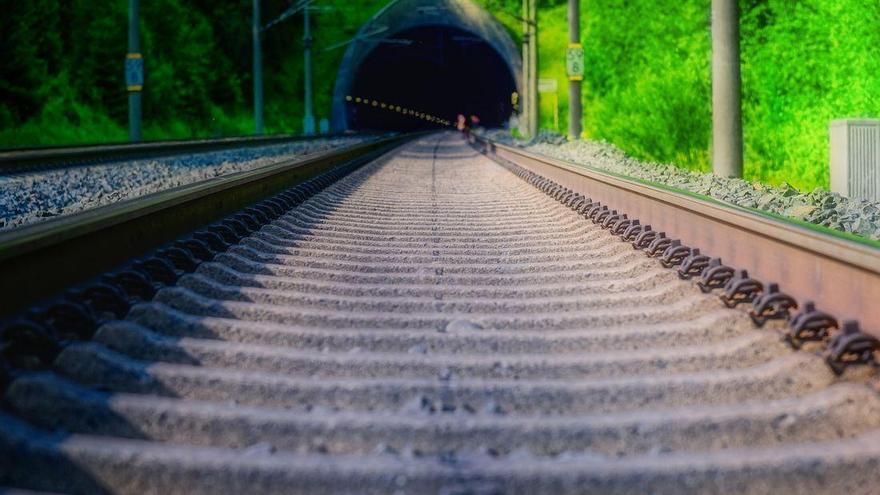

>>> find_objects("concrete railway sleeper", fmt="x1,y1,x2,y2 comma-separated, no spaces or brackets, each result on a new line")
1,132,880,494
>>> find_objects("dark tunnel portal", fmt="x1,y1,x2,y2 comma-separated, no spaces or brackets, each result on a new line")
348,26,517,131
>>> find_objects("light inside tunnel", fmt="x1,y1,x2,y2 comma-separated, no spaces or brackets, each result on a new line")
346,26,517,131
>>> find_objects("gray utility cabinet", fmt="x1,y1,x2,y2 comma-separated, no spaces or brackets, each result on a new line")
830,119,880,202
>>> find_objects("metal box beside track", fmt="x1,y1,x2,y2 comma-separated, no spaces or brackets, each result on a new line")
830,118,880,202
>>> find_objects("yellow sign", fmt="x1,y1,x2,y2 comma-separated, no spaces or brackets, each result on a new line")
566,43,584,80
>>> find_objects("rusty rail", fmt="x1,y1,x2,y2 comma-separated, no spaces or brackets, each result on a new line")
0,134,412,319
0,132,377,174
472,135,880,353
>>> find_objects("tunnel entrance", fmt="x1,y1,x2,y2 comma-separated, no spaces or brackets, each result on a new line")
345,26,517,131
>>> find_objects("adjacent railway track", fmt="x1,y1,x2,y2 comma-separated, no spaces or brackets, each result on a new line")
0,132,367,174
2,132,879,494
0,134,408,319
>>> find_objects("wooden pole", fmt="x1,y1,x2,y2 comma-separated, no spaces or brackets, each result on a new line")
567,0,582,140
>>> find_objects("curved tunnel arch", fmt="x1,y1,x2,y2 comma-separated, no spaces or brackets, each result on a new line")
331,0,522,132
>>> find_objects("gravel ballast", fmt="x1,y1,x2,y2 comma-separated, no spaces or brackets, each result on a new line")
5,133,880,494
0,136,376,232
482,130,880,242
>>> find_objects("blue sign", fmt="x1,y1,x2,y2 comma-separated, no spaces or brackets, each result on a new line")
125,55,144,90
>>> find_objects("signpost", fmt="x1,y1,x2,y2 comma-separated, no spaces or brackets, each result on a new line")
538,79,557,93
538,78,559,131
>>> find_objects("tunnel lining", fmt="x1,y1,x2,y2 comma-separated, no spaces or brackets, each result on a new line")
331,0,522,132
347,25,517,131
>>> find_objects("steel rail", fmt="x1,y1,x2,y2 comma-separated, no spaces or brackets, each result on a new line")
2,132,879,493
0,134,412,319
472,135,880,338
0,132,376,174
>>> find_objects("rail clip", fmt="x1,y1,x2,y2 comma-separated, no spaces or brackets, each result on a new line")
719,270,763,308
826,321,880,375
677,249,710,280
748,283,798,327
786,301,838,349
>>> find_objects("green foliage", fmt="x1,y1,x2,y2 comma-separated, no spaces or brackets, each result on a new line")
556,0,880,189
0,0,428,145
0,74,128,146
537,3,569,134
2,0,879,191
576,0,713,172
739,0,880,188
0,0,254,144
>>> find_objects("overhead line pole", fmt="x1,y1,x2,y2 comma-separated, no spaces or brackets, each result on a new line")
302,5,316,135
567,0,582,140
528,0,538,139
711,0,743,178
253,0,264,135
127,0,143,142
254,0,320,136
520,0,530,138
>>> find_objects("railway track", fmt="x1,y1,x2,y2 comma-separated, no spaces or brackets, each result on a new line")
2,132,880,494
0,132,365,175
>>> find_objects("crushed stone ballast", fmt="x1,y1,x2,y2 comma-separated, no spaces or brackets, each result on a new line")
1,132,879,494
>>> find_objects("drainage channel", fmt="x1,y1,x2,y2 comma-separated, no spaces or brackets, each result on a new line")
2,132,880,494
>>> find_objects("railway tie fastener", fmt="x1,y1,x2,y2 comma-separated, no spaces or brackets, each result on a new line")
1,131,880,493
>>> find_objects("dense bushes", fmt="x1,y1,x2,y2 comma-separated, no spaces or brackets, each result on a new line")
2,0,879,190
578,1,711,172
567,0,880,189
740,0,880,188
0,0,249,144
0,0,385,145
